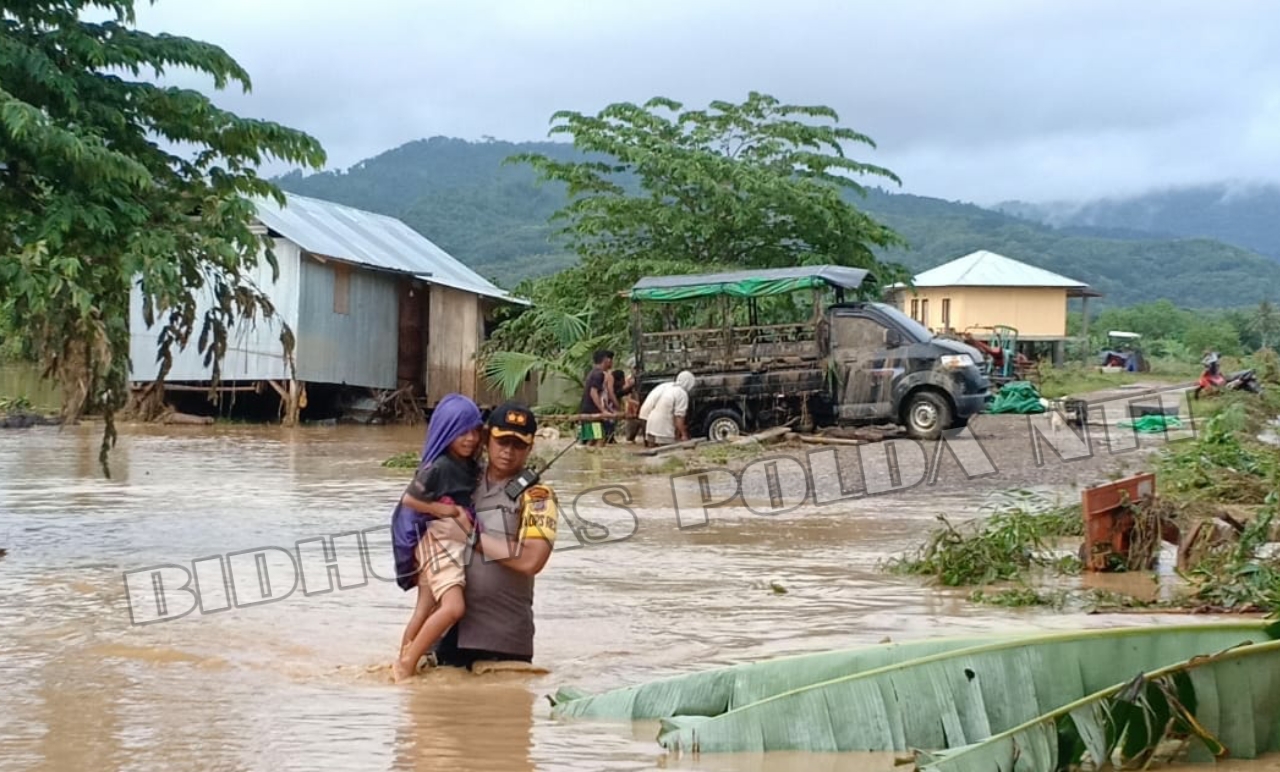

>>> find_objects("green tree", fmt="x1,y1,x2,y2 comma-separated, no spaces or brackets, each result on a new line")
1184,319,1243,357
1248,300,1280,351
483,93,908,395
0,0,325,472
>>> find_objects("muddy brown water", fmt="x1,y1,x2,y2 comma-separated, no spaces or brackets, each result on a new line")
1,423,1275,771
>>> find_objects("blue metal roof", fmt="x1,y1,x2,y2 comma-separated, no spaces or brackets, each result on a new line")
252,192,529,305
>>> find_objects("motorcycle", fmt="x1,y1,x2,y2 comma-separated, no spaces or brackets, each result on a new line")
1193,351,1262,399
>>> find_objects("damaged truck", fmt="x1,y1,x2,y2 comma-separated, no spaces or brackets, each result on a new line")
628,266,992,441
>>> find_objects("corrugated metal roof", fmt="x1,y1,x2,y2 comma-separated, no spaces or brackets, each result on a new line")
908,250,1089,289
252,192,529,305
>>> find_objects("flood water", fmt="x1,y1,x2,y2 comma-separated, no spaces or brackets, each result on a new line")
1,422,1277,771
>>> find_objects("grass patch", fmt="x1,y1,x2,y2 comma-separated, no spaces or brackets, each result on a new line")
382,451,418,469
696,442,762,465
970,585,1071,609
649,455,689,474
1034,360,1195,400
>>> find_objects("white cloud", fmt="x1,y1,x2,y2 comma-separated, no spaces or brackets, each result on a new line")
126,0,1280,203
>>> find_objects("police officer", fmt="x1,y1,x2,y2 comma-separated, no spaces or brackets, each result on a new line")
432,401,559,669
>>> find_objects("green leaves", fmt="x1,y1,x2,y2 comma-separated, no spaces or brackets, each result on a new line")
486,92,906,383
0,0,326,474
552,621,1280,766
916,637,1280,771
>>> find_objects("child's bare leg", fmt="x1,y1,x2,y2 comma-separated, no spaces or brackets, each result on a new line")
394,585,465,682
399,535,438,655
399,574,437,656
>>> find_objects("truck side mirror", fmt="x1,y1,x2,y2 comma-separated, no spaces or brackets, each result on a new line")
885,330,904,349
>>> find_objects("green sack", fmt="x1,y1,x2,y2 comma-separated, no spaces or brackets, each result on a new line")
985,381,1046,414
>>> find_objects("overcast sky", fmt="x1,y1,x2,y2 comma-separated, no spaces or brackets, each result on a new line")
133,0,1280,206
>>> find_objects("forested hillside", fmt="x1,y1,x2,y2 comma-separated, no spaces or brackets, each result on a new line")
273,137,1280,308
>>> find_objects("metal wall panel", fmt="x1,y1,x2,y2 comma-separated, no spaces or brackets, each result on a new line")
294,254,399,389
128,240,301,382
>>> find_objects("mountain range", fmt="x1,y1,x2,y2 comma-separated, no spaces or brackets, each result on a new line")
272,136,1280,309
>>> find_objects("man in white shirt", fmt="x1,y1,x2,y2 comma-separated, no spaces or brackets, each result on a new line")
637,370,696,447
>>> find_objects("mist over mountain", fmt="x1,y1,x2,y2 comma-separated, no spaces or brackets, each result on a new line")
996,183,1280,261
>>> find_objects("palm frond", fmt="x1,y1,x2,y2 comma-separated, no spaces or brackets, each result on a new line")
541,309,592,349
481,351,545,398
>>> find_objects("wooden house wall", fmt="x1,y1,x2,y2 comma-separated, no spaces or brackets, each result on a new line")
425,284,481,404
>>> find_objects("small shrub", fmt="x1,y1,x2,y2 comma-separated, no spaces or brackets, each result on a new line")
382,451,418,469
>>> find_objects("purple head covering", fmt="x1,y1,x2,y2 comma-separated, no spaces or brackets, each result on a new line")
420,393,484,464
391,393,483,591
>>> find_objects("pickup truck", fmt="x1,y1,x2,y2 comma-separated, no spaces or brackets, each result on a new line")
628,265,992,440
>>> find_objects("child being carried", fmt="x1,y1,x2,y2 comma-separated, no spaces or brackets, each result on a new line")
390,393,484,683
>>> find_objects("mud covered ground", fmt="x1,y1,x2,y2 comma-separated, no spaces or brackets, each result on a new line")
600,382,1200,508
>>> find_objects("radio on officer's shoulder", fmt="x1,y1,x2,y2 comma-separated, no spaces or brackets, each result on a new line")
502,432,576,500
503,467,541,500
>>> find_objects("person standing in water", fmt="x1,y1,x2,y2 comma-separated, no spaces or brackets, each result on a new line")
431,402,559,670
390,393,484,682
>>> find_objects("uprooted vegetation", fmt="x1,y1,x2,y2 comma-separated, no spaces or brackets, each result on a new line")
883,490,1084,588
884,385,1280,611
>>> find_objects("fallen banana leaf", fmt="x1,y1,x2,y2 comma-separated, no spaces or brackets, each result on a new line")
913,636,1280,771
550,632,1025,720
654,622,1275,755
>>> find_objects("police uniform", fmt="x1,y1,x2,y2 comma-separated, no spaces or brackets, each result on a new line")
432,403,558,668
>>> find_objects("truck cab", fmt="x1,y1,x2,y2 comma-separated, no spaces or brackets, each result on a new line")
822,300,991,437
628,266,991,440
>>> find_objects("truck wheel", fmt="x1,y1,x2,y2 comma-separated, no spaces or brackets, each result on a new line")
903,390,952,440
704,408,743,441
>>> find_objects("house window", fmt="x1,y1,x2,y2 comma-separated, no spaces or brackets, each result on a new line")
921,299,930,328
910,298,919,321
942,298,951,330
333,264,351,315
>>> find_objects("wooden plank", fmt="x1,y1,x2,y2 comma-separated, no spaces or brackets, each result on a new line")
798,434,865,446
461,292,479,400
731,426,793,445
427,284,471,403
635,438,712,456
161,412,215,425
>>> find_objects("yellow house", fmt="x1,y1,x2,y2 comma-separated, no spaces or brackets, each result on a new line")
885,250,1100,362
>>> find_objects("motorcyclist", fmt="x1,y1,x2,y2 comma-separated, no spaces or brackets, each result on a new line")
1195,351,1260,398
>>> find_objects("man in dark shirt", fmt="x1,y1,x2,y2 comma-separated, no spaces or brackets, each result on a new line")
577,349,614,446
432,402,558,669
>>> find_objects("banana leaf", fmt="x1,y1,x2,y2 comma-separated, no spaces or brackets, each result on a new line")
914,636,1280,771
654,622,1275,755
550,632,1028,720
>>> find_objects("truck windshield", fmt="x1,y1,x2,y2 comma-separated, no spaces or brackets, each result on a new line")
875,303,934,343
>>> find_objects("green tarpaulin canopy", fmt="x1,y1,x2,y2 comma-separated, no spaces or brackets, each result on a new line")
985,381,1046,414
629,265,873,302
